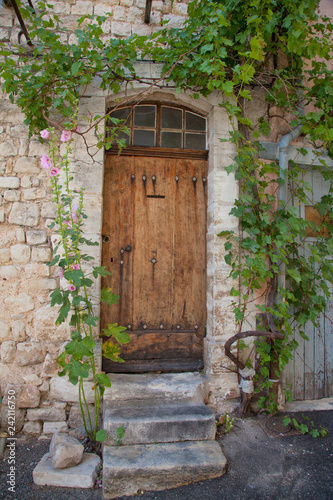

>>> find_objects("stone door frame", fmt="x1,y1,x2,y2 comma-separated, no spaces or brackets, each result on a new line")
71,77,240,409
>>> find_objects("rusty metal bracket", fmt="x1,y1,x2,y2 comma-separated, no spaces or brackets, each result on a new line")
10,0,34,46
144,0,152,24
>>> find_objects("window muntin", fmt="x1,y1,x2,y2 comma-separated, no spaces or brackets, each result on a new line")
107,104,206,150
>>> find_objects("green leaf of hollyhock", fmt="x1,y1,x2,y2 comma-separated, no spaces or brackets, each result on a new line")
102,340,124,362
64,269,84,286
83,315,99,326
65,339,94,359
96,372,111,388
101,287,119,305
102,323,130,344
50,287,63,306
96,429,108,442
93,266,112,278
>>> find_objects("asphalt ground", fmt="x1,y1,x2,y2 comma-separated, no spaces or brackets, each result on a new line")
0,410,332,500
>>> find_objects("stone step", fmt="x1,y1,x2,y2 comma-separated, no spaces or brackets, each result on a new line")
103,399,216,446
104,372,207,403
103,440,227,499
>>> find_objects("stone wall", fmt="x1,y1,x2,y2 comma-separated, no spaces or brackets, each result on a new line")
0,0,194,438
2,0,327,436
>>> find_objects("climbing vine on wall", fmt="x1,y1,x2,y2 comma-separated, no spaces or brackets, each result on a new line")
148,0,333,412
1,0,333,415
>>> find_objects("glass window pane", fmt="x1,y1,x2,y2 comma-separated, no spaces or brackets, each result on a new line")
185,111,206,131
134,105,156,127
109,107,131,126
133,130,155,147
161,107,182,129
112,131,130,146
185,133,206,150
161,131,182,148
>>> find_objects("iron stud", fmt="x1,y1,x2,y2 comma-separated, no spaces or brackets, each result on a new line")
176,325,181,329
160,324,164,329
152,175,156,181
127,324,132,330
194,325,199,330
151,257,157,264
143,324,147,330
202,177,206,183
175,176,179,182
142,175,147,181
192,176,197,182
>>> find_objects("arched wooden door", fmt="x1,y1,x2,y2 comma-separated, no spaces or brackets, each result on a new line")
101,152,207,372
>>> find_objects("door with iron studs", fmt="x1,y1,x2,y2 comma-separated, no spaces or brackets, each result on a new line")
101,154,207,372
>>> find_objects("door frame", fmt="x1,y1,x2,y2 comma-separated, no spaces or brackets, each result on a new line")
98,89,239,380
73,82,240,407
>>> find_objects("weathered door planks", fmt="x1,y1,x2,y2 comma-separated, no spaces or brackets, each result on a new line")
101,154,207,372
283,169,333,399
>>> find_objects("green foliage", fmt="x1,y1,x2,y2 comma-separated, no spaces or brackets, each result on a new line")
283,415,328,438
1,0,333,421
41,130,128,442
149,0,333,411
223,413,234,433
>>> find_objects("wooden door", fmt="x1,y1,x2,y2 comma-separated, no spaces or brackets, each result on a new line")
282,169,333,399
101,154,207,372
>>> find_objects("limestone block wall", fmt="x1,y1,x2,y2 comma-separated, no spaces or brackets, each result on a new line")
0,0,305,434
0,0,190,45
0,0,191,438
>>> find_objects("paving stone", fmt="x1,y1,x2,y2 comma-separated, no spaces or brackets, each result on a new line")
103,441,226,498
33,452,100,487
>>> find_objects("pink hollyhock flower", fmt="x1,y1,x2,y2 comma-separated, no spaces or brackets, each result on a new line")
40,129,50,139
59,267,64,279
60,130,72,142
72,264,80,270
68,284,76,292
50,167,59,177
40,153,52,169
71,203,79,214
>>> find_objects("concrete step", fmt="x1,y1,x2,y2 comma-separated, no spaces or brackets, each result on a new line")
104,372,207,403
103,399,216,446
103,440,227,499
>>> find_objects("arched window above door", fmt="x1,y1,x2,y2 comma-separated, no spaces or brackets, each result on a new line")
106,103,207,151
